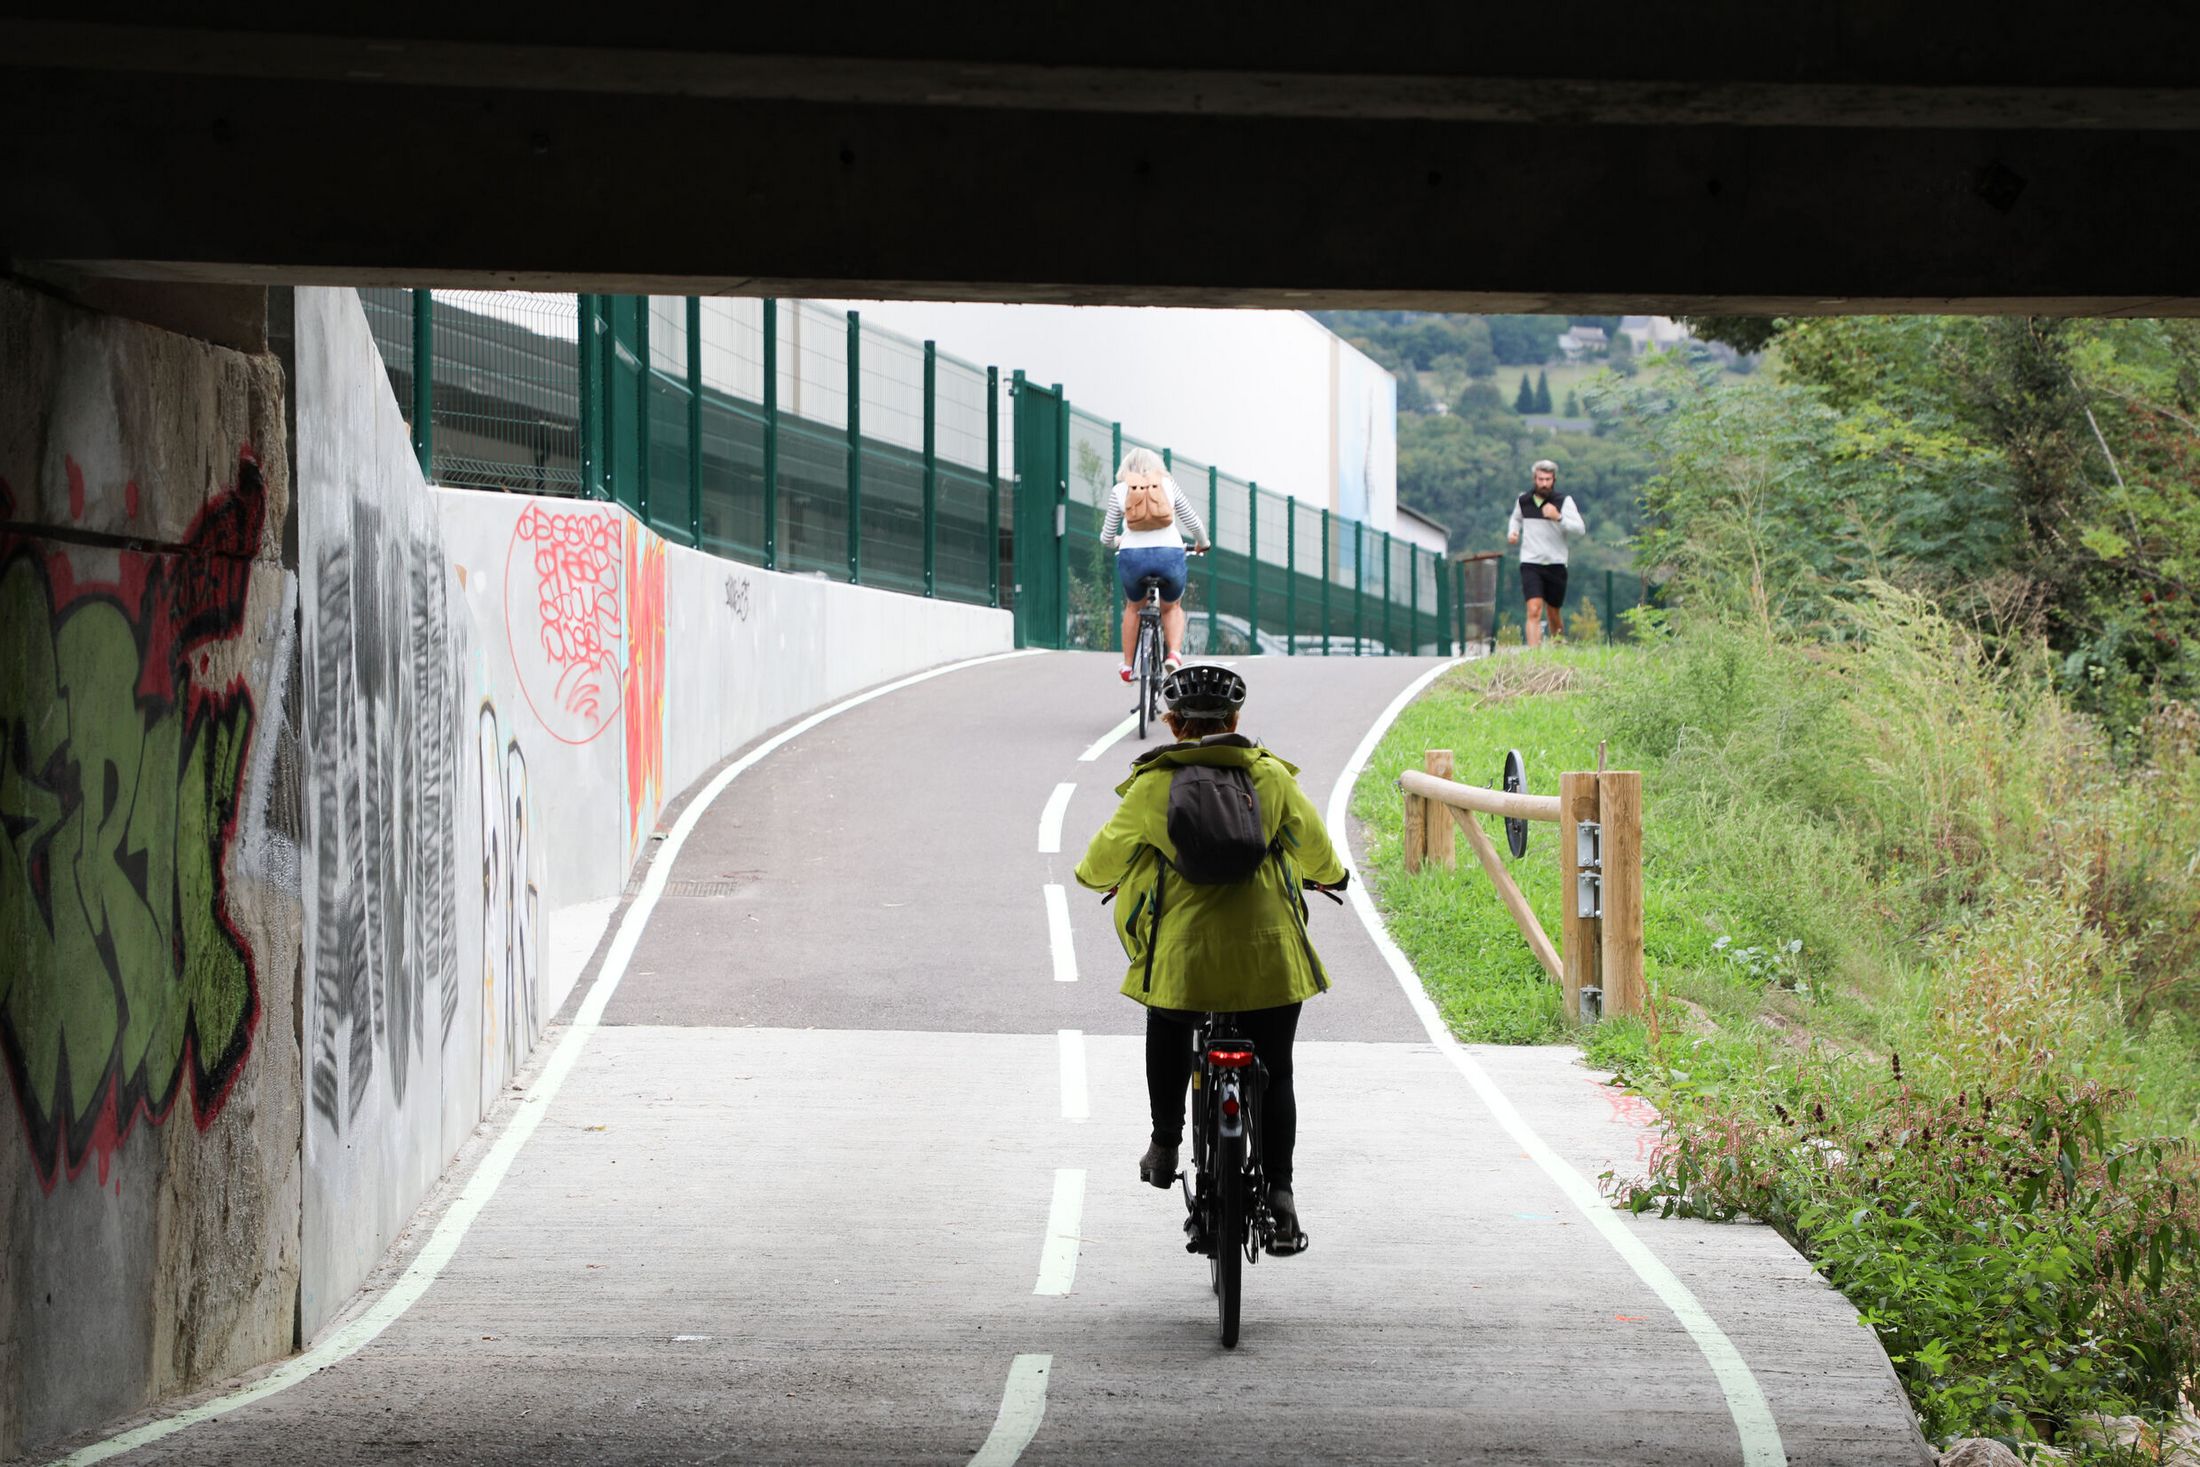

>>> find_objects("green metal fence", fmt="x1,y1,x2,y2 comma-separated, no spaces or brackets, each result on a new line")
367,288,1447,648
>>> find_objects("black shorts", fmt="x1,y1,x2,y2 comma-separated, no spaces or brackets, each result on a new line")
1521,562,1569,608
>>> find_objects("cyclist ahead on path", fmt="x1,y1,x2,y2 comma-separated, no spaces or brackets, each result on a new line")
1100,447,1209,684
1072,664,1346,1252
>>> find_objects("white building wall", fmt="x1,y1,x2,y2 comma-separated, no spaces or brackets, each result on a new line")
809,301,1397,525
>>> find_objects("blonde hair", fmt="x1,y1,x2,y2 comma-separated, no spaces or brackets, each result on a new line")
1118,446,1169,486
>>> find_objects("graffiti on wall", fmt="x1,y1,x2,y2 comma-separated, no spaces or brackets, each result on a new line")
308,498,460,1133
0,457,264,1187
476,702,539,1103
724,575,751,622
506,502,624,745
624,526,667,847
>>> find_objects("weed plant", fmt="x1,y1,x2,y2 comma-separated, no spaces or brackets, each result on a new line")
1354,595,2200,1450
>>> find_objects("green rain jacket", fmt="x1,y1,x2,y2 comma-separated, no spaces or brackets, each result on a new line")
1073,735,1348,1013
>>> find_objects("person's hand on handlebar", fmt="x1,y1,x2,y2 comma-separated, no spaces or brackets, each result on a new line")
1302,874,1350,904
1189,543,1210,556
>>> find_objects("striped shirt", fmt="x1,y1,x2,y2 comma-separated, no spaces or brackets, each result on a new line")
1100,479,1210,551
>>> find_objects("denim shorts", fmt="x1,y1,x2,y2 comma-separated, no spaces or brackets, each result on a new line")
1117,546,1188,603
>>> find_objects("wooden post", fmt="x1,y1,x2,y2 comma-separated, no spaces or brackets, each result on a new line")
1598,771,1644,1017
1402,790,1427,875
1559,771,1601,1024
1449,806,1562,982
1423,750,1456,868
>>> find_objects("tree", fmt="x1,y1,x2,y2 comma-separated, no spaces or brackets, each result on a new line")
1534,370,1553,414
1677,315,1785,355
1515,373,1537,413
1461,318,1499,379
1563,388,1581,416
1609,330,1638,377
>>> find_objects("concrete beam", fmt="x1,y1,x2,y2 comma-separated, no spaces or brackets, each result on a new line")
8,67,2196,313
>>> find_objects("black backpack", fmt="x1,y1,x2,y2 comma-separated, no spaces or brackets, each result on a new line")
1166,763,1274,884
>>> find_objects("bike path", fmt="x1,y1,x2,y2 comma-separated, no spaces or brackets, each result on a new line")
54,652,1930,1466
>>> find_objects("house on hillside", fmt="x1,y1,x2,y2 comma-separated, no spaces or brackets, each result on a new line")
1556,324,1609,360
1618,315,1690,355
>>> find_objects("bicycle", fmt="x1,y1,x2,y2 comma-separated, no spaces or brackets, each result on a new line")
1130,573,1166,741
1165,877,1348,1349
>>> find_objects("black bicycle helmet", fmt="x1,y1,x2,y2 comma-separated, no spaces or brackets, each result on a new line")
1161,663,1248,716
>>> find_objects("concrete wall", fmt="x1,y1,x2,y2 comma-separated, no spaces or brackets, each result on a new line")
0,282,304,1457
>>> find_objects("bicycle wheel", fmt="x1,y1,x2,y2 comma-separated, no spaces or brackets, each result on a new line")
1137,623,1159,740
1215,1128,1245,1348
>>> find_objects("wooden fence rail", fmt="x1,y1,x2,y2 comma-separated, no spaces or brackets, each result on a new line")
1400,751,1643,1023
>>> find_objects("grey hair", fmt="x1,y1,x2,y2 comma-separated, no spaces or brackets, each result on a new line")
1118,446,1169,483
1532,459,1559,475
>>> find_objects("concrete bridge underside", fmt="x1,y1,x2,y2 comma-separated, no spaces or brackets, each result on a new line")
5,4,2200,339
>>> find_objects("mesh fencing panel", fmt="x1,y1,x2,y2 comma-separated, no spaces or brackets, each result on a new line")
425,291,582,496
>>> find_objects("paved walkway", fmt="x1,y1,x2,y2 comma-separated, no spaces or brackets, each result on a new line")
55,653,1931,1466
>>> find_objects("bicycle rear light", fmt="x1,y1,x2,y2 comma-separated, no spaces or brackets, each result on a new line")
1207,1048,1255,1068
1221,1095,1241,1119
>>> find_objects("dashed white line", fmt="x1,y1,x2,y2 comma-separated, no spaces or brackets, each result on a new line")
1033,1169,1086,1296
1037,782,1076,853
967,1354,1053,1467
1042,884,1077,983
1057,1030,1089,1121
1326,660,1788,1467
1077,711,1138,764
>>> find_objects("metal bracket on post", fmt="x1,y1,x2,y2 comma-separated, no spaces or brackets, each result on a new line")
1579,987,1605,1022
1575,819,1603,919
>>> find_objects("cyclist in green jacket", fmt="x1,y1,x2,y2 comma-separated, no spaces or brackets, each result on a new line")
1073,664,1347,1252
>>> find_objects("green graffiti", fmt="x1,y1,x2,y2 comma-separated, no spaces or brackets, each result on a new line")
1,540,259,1187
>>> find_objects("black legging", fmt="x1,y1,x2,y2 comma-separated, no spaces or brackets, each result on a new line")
1145,1002,1303,1190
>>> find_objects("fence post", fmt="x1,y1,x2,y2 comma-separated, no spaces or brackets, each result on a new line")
1423,750,1455,867
1382,530,1394,655
1110,421,1123,654
1436,551,1453,656
846,310,862,584
1247,482,1262,654
410,287,433,479
922,340,938,597
1320,507,1332,655
1206,466,1219,653
986,365,1000,607
1162,447,1172,472
762,299,779,569
1353,520,1365,655
1402,787,1427,875
1409,547,1420,655
634,301,651,523
1054,386,1069,651
1285,497,1297,657
576,294,600,499
1560,771,1601,1023
1598,771,1644,1018
687,297,703,546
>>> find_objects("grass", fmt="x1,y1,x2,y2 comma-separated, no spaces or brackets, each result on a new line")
1351,612,2200,1453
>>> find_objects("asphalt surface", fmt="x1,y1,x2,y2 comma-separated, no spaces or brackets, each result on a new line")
54,652,1933,1467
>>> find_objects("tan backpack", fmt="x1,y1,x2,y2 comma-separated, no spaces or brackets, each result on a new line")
1123,476,1175,532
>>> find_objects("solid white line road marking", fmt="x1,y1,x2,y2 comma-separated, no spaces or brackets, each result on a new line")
1078,711,1138,763
1058,1029,1089,1121
967,1354,1053,1467
1037,782,1076,854
1043,884,1077,983
1034,1169,1087,1296
49,647,1047,1467
1325,660,1789,1467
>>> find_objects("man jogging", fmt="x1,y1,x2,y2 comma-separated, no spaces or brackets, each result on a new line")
1506,459,1585,646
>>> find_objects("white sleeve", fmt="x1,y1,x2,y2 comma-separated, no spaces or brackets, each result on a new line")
1168,479,1208,546
1100,484,1125,547
1561,496,1586,537
1506,500,1523,538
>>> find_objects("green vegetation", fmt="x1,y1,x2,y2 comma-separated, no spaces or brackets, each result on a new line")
1356,314,2200,1455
